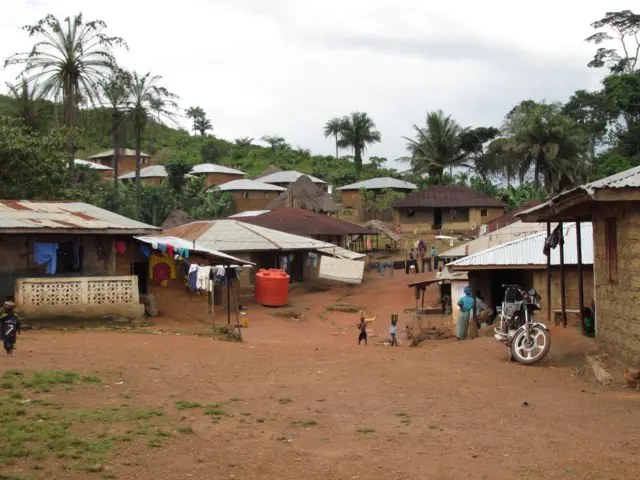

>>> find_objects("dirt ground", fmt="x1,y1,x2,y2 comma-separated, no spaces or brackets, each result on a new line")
2,261,640,479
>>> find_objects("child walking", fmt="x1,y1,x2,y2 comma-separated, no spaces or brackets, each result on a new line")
357,311,368,346
390,314,398,346
0,301,21,355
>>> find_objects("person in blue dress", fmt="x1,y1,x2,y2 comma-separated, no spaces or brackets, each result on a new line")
456,287,475,340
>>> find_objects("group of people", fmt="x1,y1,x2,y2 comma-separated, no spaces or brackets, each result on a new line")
357,311,398,346
0,301,20,355
455,287,494,341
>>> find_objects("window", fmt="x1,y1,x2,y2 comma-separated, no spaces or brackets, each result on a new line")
56,240,83,274
605,218,617,283
242,191,249,199
481,208,488,217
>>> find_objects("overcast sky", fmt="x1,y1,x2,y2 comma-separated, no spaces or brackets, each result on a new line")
0,0,630,169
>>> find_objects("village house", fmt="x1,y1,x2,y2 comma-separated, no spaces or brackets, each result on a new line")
337,177,417,219
190,164,246,187
75,159,113,180
447,223,593,328
393,185,506,232
234,207,374,248
0,200,159,319
258,170,326,190
119,165,167,186
87,148,153,176
216,179,285,213
517,165,640,364
266,175,339,215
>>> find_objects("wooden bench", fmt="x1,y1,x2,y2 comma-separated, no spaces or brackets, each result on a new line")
553,309,581,326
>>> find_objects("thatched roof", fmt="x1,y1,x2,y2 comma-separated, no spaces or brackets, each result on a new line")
161,210,192,229
266,175,339,213
253,165,282,180
364,220,401,243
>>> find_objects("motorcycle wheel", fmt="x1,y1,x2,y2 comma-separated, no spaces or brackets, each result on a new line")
512,326,551,365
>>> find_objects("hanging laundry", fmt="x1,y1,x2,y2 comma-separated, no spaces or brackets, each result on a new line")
115,241,127,254
188,264,198,291
197,266,212,291
367,237,372,250
149,253,176,287
151,241,158,249
167,245,173,256
34,242,59,275
140,245,151,258
158,243,167,253
543,225,563,256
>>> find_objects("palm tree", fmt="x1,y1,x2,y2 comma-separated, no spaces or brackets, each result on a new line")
185,106,205,136
5,13,126,184
402,110,466,184
195,116,213,137
261,135,286,154
234,137,254,148
123,72,178,218
5,78,44,131
324,117,344,159
100,71,129,213
337,112,381,180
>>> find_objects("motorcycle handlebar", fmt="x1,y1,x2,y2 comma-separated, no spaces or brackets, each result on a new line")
501,284,522,288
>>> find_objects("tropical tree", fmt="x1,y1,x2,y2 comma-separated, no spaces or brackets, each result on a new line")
195,115,213,137
100,71,129,213
459,126,500,181
123,72,178,218
185,106,205,136
323,117,344,159
234,137,254,148
337,112,381,180
261,135,287,154
586,10,640,73
5,78,45,131
402,110,465,184
5,13,126,184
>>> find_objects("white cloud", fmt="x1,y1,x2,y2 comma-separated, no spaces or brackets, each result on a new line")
0,0,630,169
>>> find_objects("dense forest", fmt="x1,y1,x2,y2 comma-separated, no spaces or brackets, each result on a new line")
1,10,639,225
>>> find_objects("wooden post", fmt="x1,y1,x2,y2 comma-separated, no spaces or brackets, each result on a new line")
559,222,567,328
546,222,551,325
576,221,585,334
470,277,478,339
226,267,231,325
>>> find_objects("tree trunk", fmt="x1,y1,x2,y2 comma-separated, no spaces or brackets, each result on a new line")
112,112,122,213
354,146,362,180
135,126,143,220
64,83,76,186
334,134,339,159
534,160,540,187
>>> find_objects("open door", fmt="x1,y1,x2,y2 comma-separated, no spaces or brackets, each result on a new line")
434,208,443,230
133,262,148,295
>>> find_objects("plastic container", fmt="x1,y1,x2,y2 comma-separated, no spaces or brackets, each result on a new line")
255,269,290,307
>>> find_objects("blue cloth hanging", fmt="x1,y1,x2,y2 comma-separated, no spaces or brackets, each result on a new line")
158,243,167,253
34,242,59,274
140,245,151,258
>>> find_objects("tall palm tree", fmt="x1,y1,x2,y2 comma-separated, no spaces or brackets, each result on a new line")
402,110,465,184
261,135,286,154
185,106,205,136
234,137,254,148
101,71,130,212
337,112,381,180
195,116,213,137
5,13,126,184
124,72,178,218
323,117,344,159
5,78,44,131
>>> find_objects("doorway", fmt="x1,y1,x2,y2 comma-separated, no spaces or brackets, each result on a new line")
434,208,443,229
133,262,148,294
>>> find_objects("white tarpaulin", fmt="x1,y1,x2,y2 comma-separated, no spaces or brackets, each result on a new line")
318,255,365,285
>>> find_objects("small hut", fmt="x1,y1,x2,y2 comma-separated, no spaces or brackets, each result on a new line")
266,175,339,214
161,210,192,229
364,220,401,246
253,165,282,180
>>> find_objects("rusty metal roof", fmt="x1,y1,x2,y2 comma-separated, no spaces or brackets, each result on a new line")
393,185,506,209
236,208,373,236
0,201,159,234
88,148,152,158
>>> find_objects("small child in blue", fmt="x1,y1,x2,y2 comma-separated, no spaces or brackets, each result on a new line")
389,316,398,346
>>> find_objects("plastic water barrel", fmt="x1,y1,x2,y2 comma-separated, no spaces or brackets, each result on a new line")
255,269,290,307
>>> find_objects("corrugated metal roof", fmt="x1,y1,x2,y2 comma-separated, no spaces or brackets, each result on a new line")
229,210,270,218
88,148,152,159
0,201,159,233
236,208,373,236
448,222,593,269
119,166,167,179
135,236,254,266
338,177,417,191
217,179,286,192
259,171,326,185
317,246,366,260
191,164,246,175
441,221,548,258
163,219,335,252
394,185,506,209
75,159,112,171
484,201,543,233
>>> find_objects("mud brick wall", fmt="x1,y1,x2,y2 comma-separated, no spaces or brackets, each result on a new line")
592,202,640,365
532,267,594,326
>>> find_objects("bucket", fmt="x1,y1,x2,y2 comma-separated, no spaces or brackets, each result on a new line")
240,313,249,328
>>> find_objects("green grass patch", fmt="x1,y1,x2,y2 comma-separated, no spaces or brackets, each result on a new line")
174,401,201,410
2,370,24,380
291,420,318,427
176,426,194,434
396,412,410,418
326,304,363,313
81,376,102,384
357,428,375,434
1,380,15,389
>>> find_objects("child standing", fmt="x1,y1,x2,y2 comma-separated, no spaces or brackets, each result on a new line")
357,311,368,346
390,315,398,346
0,301,21,355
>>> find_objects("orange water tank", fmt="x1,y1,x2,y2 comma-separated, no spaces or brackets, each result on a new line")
255,269,290,307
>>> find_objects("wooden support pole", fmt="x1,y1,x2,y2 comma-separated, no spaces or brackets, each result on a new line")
576,221,585,334
546,222,551,325
226,268,231,325
559,222,567,328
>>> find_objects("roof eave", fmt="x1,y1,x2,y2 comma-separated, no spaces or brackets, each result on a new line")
0,227,160,235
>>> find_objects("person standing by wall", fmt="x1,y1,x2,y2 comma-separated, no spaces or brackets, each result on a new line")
456,287,475,341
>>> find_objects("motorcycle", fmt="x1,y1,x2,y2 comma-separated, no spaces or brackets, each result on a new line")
494,284,551,365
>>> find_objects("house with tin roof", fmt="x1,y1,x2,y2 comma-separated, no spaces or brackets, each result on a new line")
88,148,153,175
216,179,285,213
258,170,326,189
337,177,417,218
393,185,506,232
119,165,168,186
190,163,246,187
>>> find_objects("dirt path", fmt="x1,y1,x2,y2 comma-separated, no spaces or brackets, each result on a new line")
3,325,639,479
